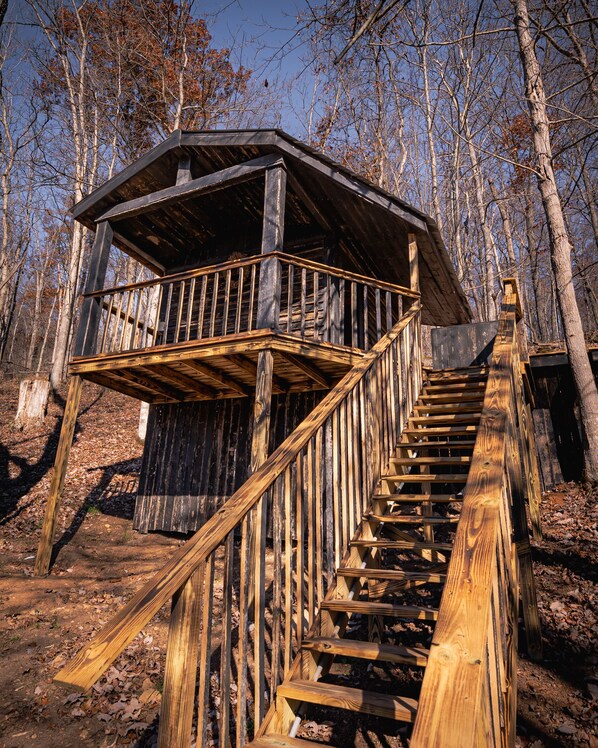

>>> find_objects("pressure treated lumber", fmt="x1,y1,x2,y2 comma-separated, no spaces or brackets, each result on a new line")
320,600,439,620
337,568,446,583
301,637,429,666
55,307,419,692
276,681,418,722
157,566,204,748
251,738,323,748
373,493,463,503
34,376,83,576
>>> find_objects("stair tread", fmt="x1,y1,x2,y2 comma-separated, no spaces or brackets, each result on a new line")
337,567,446,583
402,427,478,436
302,636,429,666
350,539,453,551
321,599,439,620
409,414,481,423
366,513,459,524
251,738,323,748
276,680,418,722
396,441,476,449
420,393,485,402
374,493,462,503
414,404,483,413
390,456,471,464
383,473,468,482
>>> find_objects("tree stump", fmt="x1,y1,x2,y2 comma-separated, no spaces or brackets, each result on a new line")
15,377,51,429
138,401,150,442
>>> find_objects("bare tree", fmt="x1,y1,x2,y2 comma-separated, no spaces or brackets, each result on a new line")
513,0,598,480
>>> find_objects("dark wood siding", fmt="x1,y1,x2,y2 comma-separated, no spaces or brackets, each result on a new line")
134,391,324,533
431,322,498,370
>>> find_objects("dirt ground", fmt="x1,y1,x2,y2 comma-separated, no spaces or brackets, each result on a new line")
0,380,596,747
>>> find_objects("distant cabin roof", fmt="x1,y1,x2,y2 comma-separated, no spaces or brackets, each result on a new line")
73,129,471,325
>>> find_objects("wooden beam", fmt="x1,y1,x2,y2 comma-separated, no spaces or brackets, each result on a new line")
181,359,249,396
141,364,216,398
114,368,186,401
97,154,284,223
84,371,157,403
74,222,113,357
261,164,287,252
34,376,83,576
286,169,333,233
227,354,287,394
277,351,331,388
408,232,419,294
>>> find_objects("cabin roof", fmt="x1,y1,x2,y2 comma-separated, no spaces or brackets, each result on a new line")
73,129,471,325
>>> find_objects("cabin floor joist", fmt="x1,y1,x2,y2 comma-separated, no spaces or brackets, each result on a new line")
69,330,363,402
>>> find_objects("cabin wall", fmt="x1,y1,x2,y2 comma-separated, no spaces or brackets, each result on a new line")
134,391,324,533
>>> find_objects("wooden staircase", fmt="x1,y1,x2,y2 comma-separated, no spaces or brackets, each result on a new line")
252,366,488,746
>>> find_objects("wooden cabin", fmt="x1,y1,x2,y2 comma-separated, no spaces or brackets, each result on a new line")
60,129,471,534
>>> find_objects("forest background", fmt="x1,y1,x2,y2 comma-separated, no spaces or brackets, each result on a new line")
0,0,596,467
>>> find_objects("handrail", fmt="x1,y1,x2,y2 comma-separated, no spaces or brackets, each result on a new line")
56,301,423,746
83,251,419,299
411,280,541,747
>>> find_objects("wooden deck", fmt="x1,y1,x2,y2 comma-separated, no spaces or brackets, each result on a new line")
69,330,364,402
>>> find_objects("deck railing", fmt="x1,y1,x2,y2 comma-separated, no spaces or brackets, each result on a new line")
55,302,423,748
411,280,542,748
75,252,417,358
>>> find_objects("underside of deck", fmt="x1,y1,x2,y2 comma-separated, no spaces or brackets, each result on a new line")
68,330,363,403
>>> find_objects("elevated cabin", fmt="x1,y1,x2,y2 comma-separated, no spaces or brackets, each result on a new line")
66,129,470,534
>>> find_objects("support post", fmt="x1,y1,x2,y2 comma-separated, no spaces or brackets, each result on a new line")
34,375,83,576
158,565,204,748
73,221,113,356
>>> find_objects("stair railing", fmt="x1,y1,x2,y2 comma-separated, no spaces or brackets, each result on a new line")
411,279,542,748
55,301,422,748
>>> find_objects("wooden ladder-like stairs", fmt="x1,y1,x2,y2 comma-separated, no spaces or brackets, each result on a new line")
252,365,488,747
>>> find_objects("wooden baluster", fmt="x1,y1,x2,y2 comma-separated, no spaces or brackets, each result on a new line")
151,283,164,347
271,475,283,698
315,428,324,605
253,492,268,729
363,284,369,350
385,290,392,332
248,264,257,331
209,272,219,338
324,274,331,343
222,268,231,336
339,398,349,549
173,281,184,344
219,533,234,748
157,564,205,748
313,270,319,340
235,266,244,335
236,513,252,748
306,437,315,626
375,287,382,340
351,282,358,348
119,290,134,352
129,289,142,350
197,555,215,747
100,294,114,353
162,283,174,345
300,267,307,338
295,454,305,645
110,292,125,352
185,277,195,342
332,407,341,570
283,468,293,672
197,275,207,339
286,263,294,334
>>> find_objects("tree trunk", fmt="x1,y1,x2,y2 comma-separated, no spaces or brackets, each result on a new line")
15,377,51,429
514,0,598,481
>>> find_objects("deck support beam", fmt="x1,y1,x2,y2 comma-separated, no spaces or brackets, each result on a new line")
34,375,83,576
